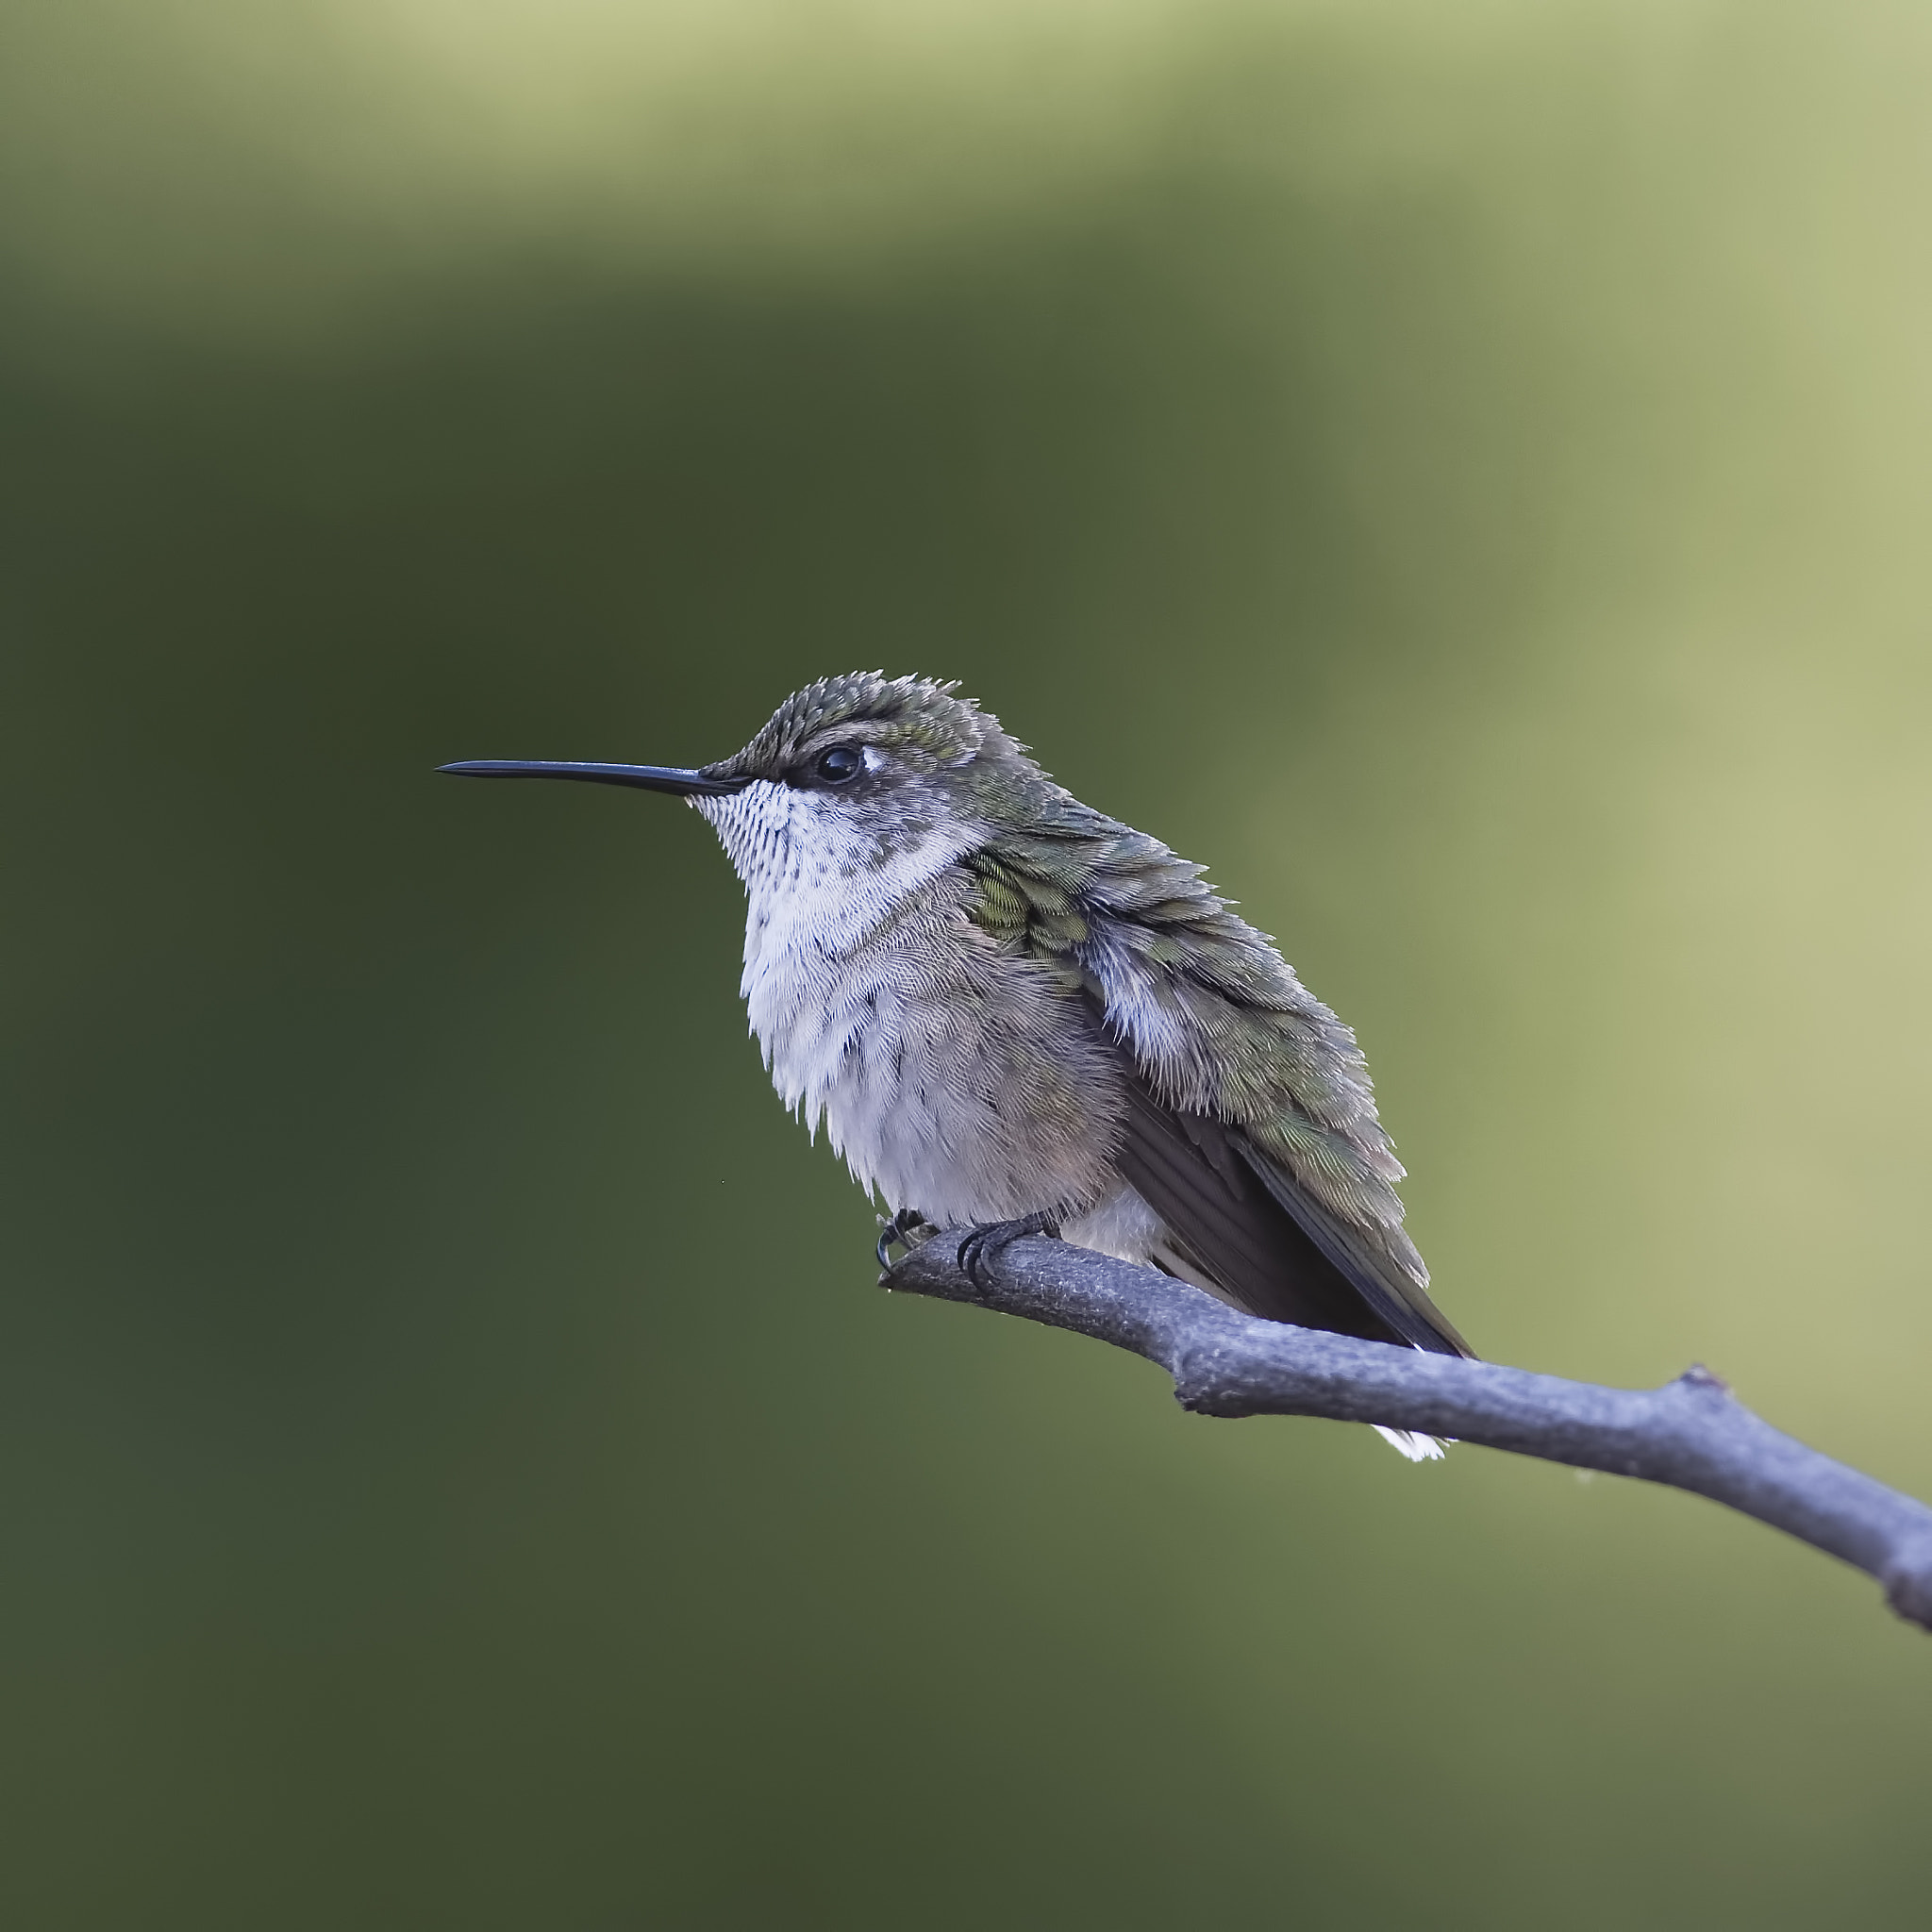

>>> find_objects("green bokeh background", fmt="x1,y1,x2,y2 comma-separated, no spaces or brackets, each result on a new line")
5,3,1931,1924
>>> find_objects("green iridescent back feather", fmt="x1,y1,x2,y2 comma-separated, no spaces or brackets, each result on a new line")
948,723,1429,1300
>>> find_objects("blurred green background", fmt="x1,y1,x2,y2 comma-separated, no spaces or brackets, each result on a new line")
4,1,1930,1925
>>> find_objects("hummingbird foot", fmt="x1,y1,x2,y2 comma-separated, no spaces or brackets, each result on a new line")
956,1210,1061,1291
876,1207,940,1274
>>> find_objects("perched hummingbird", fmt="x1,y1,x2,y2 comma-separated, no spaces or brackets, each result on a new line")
443,673,1471,1458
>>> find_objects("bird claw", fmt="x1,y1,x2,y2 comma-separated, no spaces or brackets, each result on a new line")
875,1207,939,1274
956,1210,1060,1290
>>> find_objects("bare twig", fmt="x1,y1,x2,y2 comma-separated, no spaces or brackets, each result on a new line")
886,1231,1932,1631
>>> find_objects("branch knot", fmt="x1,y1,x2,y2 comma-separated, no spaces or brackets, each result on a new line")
1674,1362,1733,1396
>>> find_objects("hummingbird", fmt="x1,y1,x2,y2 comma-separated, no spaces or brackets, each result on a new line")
442,672,1472,1458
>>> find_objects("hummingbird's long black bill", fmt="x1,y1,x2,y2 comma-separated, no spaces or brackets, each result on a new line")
437,759,748,796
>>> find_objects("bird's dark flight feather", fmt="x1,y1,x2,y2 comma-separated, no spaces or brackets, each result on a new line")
1114,1068,1471,1356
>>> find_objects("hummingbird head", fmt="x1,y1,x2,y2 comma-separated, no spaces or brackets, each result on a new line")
441,672,1042,908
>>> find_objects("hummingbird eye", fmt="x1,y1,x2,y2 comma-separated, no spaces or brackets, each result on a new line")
812,744,864,785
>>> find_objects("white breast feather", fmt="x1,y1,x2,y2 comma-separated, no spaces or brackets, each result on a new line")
693,781,1124,1225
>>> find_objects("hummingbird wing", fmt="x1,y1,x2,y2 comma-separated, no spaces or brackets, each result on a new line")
1112,1069,1471,1354
962,800,1472,1359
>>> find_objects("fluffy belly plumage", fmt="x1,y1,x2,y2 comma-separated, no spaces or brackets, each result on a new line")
745,887,1134,1233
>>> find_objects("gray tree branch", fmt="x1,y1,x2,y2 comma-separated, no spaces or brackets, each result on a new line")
885,1231,1932,1631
